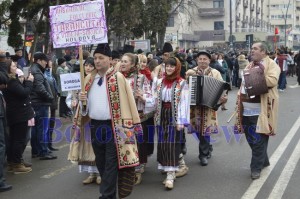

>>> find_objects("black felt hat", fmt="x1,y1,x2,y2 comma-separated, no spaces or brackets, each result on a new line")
123,45,134,53
112,50,120,60
137,49,144,54
93,43,112,57
162,42,173,53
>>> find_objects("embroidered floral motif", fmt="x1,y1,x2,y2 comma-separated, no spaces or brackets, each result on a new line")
107,73,139,168
154,79,184,126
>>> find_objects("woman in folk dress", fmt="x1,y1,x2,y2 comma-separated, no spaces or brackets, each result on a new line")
153,57,190,189
67,57,101,185
119,53,155,185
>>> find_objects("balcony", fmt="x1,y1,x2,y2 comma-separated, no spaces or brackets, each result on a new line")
198,8,225,17
243,0,248,8
180,34,200,42
194,30,225,41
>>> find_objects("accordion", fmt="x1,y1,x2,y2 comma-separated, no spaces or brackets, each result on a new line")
189,75,229,111
243,66,268,98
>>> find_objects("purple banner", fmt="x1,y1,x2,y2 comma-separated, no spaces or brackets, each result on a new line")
50,0,107,48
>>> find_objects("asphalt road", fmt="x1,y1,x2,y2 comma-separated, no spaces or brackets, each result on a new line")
2,76,300,199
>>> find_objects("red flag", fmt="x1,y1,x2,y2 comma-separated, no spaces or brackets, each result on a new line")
275,27,279,35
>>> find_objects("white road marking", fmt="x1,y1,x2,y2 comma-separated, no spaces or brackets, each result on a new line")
267,137,300,199
40,164,77,179
241,116,300,199
288,84,300,88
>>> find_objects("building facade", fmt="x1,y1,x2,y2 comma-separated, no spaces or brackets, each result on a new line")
165,0,300,51
265,0,295,49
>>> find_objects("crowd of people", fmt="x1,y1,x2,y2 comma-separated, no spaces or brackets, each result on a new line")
0,41,297,199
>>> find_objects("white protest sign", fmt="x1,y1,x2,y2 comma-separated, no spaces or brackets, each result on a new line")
60,72,81,91
49,0,108,48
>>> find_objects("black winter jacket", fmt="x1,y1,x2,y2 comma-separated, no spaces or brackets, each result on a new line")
30,63,54,106
209,61,225,74
4,78,35,126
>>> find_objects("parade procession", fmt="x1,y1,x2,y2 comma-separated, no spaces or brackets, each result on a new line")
1,0,300,199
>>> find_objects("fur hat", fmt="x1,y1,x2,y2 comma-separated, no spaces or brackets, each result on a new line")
196,50,211,59
34,52,48,62
112,50,120,60
58,57,66,65
93,43,112,57
162,42,173,53
137,49,144,54
123,45,134,54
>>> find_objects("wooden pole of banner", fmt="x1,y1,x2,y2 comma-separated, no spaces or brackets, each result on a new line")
79,45,86,106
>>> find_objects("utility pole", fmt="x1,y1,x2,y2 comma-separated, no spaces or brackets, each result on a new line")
284,0,291,47
229,0,233,50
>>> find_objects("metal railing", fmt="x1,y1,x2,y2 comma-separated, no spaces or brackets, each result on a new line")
234,28,272,33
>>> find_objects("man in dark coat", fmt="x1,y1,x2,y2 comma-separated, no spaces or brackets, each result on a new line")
30,52,56,160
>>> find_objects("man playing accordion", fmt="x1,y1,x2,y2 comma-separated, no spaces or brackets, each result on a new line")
186,51,227,166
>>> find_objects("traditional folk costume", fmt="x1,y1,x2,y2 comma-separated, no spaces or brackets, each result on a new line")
186,62,223,166
153,57,190,189
80,44,141,199
121,64,155,185
67,90,100,185
234,56,280,179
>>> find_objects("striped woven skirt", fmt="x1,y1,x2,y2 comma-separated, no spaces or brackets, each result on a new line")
157,103,182,167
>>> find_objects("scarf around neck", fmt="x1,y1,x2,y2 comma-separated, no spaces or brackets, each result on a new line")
139,67,152,81
122,66,137,78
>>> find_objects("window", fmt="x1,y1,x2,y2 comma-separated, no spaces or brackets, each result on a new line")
213,0,224,8
167,17,174,27
214,21,224,30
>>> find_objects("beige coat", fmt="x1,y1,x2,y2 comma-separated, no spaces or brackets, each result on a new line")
235,56,280,135
186,67,223,135
83,67,141,169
